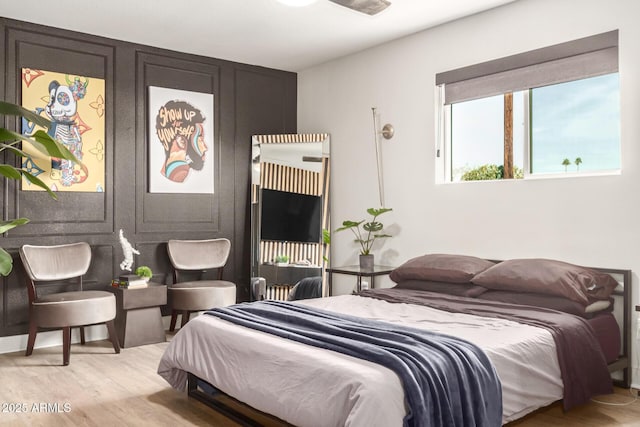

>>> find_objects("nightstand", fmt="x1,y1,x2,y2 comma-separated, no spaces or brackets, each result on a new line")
326,265,395,296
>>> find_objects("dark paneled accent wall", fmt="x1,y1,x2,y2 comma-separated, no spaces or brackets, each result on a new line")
0,18,296,337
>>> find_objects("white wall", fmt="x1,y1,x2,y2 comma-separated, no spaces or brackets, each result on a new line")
299,0,640,384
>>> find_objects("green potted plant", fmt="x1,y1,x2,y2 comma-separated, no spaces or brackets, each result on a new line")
135,265,153,282
275,254,290,266
322,228,331,265
335,207,393,269
0,101,80,276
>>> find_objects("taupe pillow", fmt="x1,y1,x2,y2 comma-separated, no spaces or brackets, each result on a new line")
477,290,612,318
471,258,618,305
390,254,495,284
393,280,487,298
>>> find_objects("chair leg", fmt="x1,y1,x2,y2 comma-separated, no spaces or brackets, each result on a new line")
105,320,120,354
169,311,178,332
62,327,71,366
25,318,38,357
80,326,86,345
180,310,191,328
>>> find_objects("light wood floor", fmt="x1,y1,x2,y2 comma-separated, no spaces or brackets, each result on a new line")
1,334,639,426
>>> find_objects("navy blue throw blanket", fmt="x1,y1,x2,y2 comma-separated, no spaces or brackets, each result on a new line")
206,301,502,427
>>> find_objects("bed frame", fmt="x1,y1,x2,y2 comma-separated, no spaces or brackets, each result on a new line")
187,373,291,426
185,265,633,424
595,267,632,388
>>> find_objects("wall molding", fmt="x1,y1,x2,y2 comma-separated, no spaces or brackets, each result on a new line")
0,16,297,337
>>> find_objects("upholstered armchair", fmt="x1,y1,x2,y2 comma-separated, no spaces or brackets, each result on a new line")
167,238,237,330
19,242,120,365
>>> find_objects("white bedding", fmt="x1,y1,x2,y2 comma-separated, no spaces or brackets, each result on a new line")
158,295,563,426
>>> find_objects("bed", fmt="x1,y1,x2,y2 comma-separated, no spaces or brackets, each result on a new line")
158,255,631,426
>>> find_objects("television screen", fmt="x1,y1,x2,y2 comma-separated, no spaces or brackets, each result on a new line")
260,189,321,243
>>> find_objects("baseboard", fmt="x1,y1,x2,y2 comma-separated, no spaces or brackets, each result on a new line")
0,324,109,355
0,313,202,355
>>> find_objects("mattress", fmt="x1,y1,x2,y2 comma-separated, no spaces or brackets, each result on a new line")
158,294,565,426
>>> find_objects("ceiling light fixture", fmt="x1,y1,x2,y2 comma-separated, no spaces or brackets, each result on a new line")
276,0,318,7
330,0,391,15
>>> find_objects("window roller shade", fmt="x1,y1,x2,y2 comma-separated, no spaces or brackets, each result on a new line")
437,30,618,105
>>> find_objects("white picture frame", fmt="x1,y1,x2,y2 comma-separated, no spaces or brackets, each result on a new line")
148,86,214,194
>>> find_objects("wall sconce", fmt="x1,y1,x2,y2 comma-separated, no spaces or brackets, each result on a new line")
372,107,394,207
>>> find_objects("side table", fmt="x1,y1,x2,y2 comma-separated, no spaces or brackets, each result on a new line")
326,265,395,296
108,283,167,348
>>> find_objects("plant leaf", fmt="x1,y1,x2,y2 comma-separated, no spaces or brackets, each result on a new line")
0,165,58,199
0,101,52,129
363,221,383,232
367,207,393,216
0,128,47,148
0,142,31,158
32,130,80,162
0,128,22,143
22,171,58,199
0,128,81,165
0,164,22,180
373,233,392,238
0,217,30,234
0,247,13,276
336,220,363,232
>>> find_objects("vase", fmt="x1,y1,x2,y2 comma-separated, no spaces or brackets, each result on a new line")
359,254,374,270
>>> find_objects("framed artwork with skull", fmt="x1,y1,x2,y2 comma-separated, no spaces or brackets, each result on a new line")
20,68,105,193
147,86,215,194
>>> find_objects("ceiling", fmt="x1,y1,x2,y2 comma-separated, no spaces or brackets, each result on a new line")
0,0,517,72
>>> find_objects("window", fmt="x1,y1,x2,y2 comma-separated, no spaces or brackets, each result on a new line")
450,92,525,181
436,31,620,182
530,74,620,175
